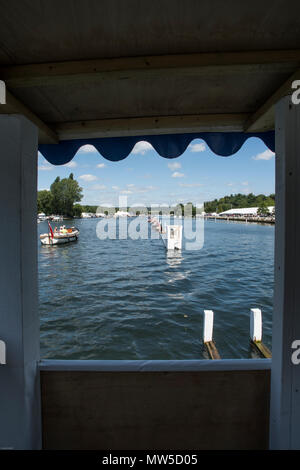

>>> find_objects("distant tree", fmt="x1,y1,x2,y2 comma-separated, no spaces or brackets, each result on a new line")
183,202,193,217
50,176,62,214
49,174,83,217
257,201,270,217
81,205,97,214
174,203,184,216
37,190,53,215
73,204,83,218
59,174,83,217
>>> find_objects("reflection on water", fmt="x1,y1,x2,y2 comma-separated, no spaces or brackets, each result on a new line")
39,218,274,360
166,250,183,267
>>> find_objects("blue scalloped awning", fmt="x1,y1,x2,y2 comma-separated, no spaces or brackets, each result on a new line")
39,131,275,165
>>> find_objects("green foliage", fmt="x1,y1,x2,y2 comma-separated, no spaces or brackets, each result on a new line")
37,190,53,215
204,193,275,214
257,200,270,217
73,204,83,218
80,205,98,213
37,173,83,217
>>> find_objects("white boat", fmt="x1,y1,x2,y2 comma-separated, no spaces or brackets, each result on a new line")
113,210,131,218
40,226,79,245
38,212,47,221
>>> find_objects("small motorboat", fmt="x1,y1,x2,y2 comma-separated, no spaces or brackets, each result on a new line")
40,224,79,245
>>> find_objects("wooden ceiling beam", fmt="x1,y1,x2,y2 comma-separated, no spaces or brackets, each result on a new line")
245,68,300,132
54,113,249,140
1,50,300,88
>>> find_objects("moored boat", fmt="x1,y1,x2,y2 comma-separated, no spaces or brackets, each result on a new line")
40,224,79,245
51,215,64,221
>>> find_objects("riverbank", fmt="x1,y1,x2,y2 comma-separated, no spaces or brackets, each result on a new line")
204,215,275,225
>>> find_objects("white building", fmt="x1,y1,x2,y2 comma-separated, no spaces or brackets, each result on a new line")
219,206,275,217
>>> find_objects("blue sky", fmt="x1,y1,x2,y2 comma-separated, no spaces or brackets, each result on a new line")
38,137,275,207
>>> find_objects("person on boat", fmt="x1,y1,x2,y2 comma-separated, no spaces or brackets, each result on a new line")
58,225,67,234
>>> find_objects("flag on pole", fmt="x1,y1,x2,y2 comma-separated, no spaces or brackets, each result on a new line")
48,221,54,239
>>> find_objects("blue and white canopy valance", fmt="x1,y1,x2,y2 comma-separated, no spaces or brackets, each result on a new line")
39,131,275,165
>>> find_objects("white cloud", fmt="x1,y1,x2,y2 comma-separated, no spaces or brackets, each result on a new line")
38,164,53,171
136,185,158,193
119,185,158,194
242,181,249,186
77,145,97,153
79,174,98,182
97,163,106,168
172,172,185,178
112,186,120,190
63,161,77,168
189,142,206,153
168,161,181,171
131,141,153,155
179,183,202,188
252,149,275,161
91,184,106,190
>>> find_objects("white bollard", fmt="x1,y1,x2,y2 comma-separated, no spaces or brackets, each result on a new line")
203,310,214,343
0,340,6,364
250,308,262,342
166,225,182,250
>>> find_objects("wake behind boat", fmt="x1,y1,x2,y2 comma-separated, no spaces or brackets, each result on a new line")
40,223,79,246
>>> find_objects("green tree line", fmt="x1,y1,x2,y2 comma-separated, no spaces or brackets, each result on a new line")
204,193,275,214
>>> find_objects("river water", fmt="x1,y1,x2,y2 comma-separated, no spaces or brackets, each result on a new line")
38,218,274,360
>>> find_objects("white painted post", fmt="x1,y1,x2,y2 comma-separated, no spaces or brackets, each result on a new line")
270,96,300,449
166,225,182,250
0,340,6,364
250,308,262,342
0,115,41,449
203,310,214,343
0,80,5,104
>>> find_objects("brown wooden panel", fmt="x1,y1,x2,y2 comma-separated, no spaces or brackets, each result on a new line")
41,369,270,450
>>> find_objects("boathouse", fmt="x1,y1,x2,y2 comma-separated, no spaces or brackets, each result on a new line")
0,1,300,449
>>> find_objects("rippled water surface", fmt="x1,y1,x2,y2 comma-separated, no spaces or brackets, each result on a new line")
39,218,274,359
